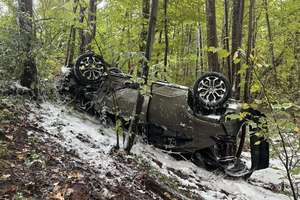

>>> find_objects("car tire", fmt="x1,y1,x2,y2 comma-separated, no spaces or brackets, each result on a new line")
193,72,231,110
74,52,107,85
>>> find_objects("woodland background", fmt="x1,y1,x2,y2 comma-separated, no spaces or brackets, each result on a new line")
0,0,300,199
0,0,299,101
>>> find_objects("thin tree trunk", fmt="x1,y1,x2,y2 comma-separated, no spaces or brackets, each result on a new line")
143,0,159,83
79,3,86,54
186,25,193,79
79,0,97,54
65,0,79,66
205,0,220,72
196,22,204,78
295,32,300,87
163,0,169,79
198,11,205,76
244,0,256,102
263,0,277,84
139,0,150,67
224,0,231,83
86,0,97,48
156,30,163,65
18,0,37,94
221,15,226,72
180,23,185,80
125,92,144,154
231,0,244,99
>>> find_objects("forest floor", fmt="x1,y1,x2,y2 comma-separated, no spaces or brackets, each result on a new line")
0,96,297,200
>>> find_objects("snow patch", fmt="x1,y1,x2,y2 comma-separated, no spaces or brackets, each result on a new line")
31,102,293,200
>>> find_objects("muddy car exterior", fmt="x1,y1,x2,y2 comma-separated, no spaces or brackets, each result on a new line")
60,52,269,177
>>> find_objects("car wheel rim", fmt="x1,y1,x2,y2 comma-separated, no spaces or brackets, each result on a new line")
78,55,105,81
197,76,227,105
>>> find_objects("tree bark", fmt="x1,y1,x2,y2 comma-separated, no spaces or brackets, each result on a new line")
205,0,220,72
186,25,193,79
244,0,256,102
231,0,244,99
65,0,79,66
263,0,277,84
196,21,204,78
79,3,86,54
138,0,150,76
79,0,97,54
295,32,300,87
224,0,231,82
125,92,144,154
140,0,150,54
18,0,37,94
163,0,169,79
143,0,159,83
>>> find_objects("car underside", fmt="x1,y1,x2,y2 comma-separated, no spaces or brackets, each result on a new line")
59,52,270,178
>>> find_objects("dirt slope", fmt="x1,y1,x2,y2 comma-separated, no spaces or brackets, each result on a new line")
0,98,293,199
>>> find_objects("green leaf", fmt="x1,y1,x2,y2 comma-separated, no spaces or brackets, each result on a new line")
233,58,241,64
291,167,300,175
217,49,230,58
250,82,261,93
207,46,218,53
225,113,241,120
242,103,250,109
254,141,261,145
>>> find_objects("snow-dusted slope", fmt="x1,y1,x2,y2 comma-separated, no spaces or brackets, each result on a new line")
31,102,291,200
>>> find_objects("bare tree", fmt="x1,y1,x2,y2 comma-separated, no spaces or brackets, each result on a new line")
205,0,219,72
18,0,37,94
142,0,159,83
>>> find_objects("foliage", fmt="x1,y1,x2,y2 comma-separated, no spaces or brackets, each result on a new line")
0,0,299,197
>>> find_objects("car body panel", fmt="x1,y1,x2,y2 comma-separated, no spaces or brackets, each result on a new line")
148,82,228,151
91,73,243,153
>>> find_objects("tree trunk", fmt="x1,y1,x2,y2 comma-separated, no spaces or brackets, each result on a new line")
140,0,150,55
155,30,163,66
295,32,300,87
263,0,277,84
65,0,79,66
143,0,159,83
79,0,97,54
125,92,144,154
186,25,193,79
196,21,204,78
244,0,256,102
205,0,220,72
86,0,97,47
79,3,86,54
18,0,37,94
163,0,169,79
231,0,244,99
224,0,231,82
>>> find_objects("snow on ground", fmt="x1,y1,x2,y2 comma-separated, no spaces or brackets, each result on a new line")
31,102,292,200
132,144,290,200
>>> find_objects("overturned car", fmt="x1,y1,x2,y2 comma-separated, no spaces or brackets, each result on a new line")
60,52,269,178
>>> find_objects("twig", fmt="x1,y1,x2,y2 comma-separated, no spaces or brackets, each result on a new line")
253,68,298,200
